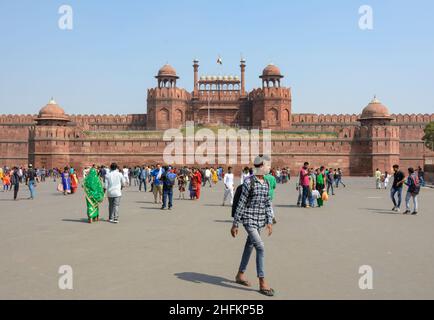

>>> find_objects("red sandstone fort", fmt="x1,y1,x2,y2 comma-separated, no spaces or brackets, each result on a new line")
1,60,433,176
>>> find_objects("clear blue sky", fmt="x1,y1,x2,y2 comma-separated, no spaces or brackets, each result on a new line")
0,0,433,115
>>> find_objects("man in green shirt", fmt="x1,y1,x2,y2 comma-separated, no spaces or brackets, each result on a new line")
264,170,277,224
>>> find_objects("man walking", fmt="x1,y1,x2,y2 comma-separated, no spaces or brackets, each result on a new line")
390,164,405,213
375,168,382,189
26,164,37,200
11,167,20,201
139,166,148,192
104,163,126,224
403,167,420,215
161,167,176,210
326,168,335,195
151,164,164,204
299,162,310,208
231,155,275,297
222,167,235,206
203,167,212,188
264,167,277,224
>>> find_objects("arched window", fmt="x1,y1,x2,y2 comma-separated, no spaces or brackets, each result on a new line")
158,108,170,122
267,108,278,122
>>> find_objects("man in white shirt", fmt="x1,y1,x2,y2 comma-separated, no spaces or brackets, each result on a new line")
223,167,235,206
204,167,212,188
104,163,126,223
122,166,130,187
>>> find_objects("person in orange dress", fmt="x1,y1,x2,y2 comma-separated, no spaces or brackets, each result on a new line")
3,173,11,192
70,168,79,194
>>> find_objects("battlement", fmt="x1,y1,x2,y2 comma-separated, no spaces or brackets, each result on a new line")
69,114,146,125
147,87,191,100
249,87,291,100
0,114,36,124
391,114,434,123
292,113,434,124
292,114,359,124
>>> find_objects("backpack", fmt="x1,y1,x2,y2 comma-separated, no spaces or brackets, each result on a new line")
231,184,244,218
165,172,177,186
11,174,17,185
411,174,421,195
231,178,268,218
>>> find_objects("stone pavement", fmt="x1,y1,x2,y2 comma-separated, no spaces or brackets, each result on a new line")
0,178,433,300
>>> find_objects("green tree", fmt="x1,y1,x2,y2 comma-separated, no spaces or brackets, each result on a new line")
423,122,434,151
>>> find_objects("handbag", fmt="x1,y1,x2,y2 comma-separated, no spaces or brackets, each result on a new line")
322,191,329,201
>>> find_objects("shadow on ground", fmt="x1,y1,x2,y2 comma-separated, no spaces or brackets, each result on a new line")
62,218,90,223
362,208,403,215
174,272,256,293
214,220,233,223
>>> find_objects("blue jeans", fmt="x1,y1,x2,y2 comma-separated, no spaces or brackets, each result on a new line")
239,226,265,278
309,192,315,207
162,188,173,208
390,187,402,208
28,180,36,199
139,179,147,192
301,185,309,207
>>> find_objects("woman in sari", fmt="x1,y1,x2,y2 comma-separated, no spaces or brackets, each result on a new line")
189,169,197,200
61,167,71,195
83,168,105,223
70,168,79,194
211,167,218,185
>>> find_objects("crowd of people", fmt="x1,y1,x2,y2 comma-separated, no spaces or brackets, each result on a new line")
1,159,428,297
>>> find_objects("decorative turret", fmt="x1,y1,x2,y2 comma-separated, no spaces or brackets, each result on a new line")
359,96,394,125
260,64,284,88
156,64,179,88
147,64,189,130
356,96,400,175
250,64,291,129
35,98,70,125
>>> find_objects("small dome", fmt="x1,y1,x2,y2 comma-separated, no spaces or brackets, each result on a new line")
200,76,206,80
157,64,178,78
261,64,283,78
360,96,392,120
37,98,70,122
228,76,234,80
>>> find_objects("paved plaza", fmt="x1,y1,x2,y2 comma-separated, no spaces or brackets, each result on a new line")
0,178,433,300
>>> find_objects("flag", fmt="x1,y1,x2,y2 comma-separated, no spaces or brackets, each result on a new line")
217,56,222,65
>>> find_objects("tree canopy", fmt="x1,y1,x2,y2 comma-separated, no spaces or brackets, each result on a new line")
423,122,434,151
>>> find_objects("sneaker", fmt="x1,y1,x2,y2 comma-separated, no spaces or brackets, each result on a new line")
113,220,119,224
161,207,166,210
392,207,396,211
396,208,400,213
168,207,172,211
403,210,410,215
109,219,114,223
411,212,418,215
